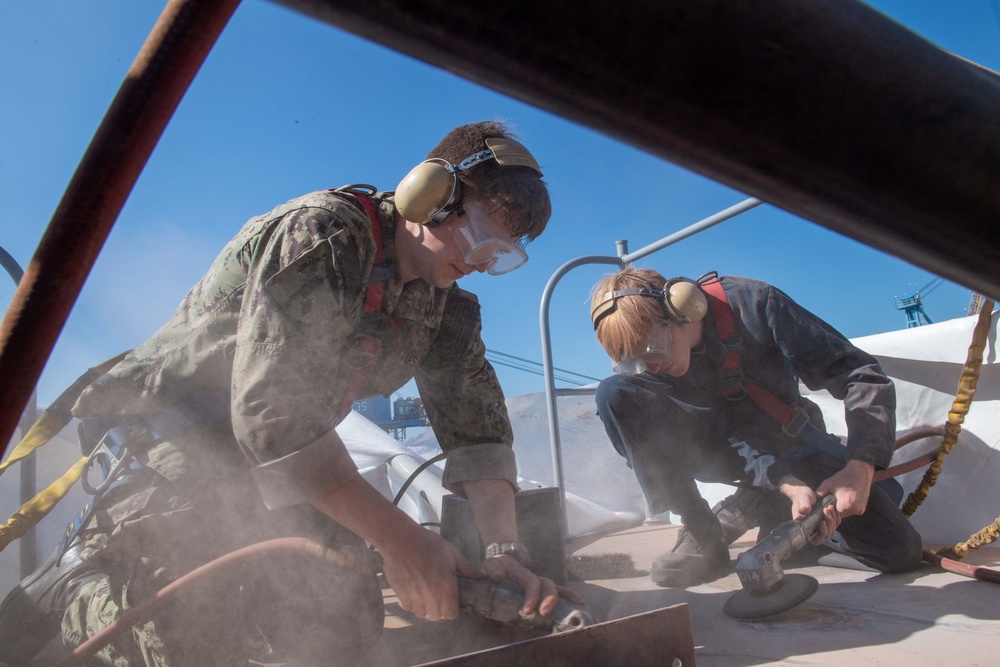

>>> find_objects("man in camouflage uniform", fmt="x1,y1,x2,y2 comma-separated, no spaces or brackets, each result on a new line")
0,121,576,665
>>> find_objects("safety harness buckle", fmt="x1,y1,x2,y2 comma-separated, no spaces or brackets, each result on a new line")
720,368,747,399
80,425,140,496
782,407,811,438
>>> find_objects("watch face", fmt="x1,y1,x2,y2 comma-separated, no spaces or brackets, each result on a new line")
486,541,530,565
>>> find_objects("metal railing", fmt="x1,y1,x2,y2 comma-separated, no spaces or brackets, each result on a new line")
0,245,37,576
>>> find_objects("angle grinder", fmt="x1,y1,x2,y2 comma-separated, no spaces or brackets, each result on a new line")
723,493,836,620
458,577,594,633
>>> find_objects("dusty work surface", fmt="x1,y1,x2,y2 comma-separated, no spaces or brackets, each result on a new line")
27,523,1000,665
380,523,1000,666
569,524,1000,667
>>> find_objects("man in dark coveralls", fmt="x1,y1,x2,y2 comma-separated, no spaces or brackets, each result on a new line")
590,265,923,587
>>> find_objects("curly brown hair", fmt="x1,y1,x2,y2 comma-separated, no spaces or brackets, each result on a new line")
426,120,550,244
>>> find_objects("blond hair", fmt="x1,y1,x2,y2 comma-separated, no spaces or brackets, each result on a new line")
591,265,669,363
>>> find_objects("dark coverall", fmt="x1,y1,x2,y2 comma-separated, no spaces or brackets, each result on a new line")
595,275,923,572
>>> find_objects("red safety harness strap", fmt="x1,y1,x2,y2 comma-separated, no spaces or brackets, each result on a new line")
338,191,403,417
355,193,390,316
701,276,809,437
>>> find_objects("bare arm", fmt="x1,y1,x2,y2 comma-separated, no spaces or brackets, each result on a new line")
464,478,585,615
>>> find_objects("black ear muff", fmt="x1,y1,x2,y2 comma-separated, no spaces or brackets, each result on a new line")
394,138,543,226
663,279,708,324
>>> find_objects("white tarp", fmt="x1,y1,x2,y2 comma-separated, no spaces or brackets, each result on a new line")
841,311,1000,545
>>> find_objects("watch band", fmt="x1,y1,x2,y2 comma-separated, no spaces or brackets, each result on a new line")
484,541,531,566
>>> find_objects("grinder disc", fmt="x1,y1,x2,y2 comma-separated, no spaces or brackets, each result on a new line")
723,573,819,620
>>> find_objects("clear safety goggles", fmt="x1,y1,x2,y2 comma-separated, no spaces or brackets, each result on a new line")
449,203,528,276
612,321,672,374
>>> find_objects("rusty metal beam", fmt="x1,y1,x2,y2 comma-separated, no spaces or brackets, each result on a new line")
0,0,241,456
415,604,696,667
275,0,1000,303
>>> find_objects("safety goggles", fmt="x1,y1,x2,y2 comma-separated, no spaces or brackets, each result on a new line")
449,203,528,275
612,320,672,374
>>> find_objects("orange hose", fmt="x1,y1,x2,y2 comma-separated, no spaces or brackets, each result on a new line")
874,426,947,482
922,549,1000,585
55,537,381,667
891,426,948,451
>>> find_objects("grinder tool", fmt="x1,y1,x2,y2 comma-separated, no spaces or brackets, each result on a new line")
723,494,836,620
458,577,594,633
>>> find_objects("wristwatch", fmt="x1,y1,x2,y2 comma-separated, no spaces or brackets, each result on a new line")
485,541,531,567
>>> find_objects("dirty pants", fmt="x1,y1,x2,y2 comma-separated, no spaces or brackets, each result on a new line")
62,423,384,666
595,373,924,573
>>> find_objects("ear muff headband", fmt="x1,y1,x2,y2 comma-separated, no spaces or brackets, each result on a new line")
590,279,708,330
395,137,542,226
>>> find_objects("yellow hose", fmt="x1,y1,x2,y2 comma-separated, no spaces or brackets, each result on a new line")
901,301,994,518
937,517,1000,560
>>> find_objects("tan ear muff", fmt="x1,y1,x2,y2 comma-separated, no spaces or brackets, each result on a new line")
663,279,708,324
395,138,543,226
394,158,460,225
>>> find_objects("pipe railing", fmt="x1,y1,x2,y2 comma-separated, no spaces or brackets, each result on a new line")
0,246,37,576
0,0,241,461
539,198,763,534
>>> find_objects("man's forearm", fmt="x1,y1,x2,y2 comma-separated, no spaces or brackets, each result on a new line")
841,458,875,490
309,472,420,552
463,478,519,546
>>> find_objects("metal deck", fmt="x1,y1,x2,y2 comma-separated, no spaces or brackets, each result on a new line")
379,523,1000,666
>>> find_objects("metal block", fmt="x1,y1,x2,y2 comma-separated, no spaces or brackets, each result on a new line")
441,487,568,585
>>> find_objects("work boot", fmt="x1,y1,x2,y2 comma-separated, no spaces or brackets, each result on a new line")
0,539,101,664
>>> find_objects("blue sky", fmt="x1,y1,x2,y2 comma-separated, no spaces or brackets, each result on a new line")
2,1,999,407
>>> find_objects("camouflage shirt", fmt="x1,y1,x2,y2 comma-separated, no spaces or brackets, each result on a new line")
73,189,516,508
